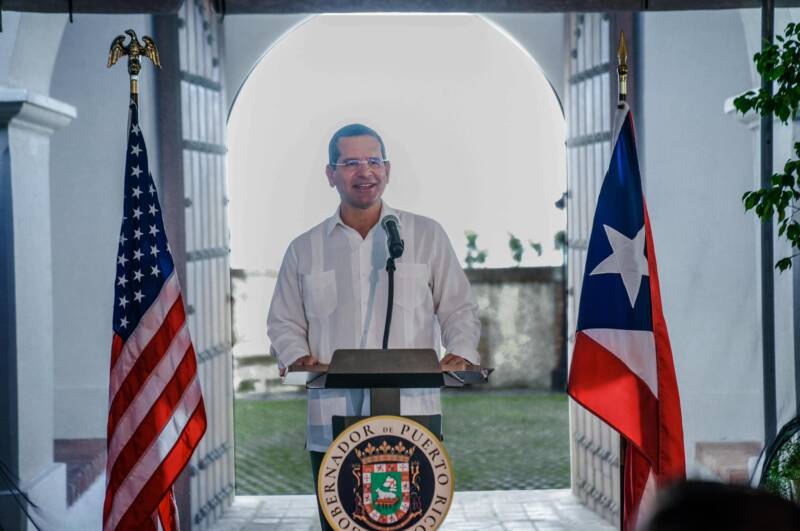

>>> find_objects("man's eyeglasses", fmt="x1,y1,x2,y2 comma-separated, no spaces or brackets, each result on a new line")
331,157,389,171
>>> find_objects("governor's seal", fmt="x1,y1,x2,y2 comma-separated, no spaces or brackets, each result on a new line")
318,416,454,530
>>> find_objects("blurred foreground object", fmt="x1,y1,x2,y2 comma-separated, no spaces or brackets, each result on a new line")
638,480,800,531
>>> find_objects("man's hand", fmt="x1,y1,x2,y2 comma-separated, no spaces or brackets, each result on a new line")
280,355,320,377
441,353,472,371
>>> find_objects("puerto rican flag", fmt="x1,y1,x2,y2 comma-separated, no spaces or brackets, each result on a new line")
567,103,685,530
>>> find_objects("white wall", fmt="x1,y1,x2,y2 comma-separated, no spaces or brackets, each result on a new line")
640,9,761,475
49,14,160,439
738,7,800,444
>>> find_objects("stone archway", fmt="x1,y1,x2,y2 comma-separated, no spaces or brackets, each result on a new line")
224,10,569,499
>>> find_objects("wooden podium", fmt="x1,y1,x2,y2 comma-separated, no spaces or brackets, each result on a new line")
288,348,491,439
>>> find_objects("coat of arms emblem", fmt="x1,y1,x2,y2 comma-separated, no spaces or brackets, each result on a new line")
353,441,422,528
318,416,453,530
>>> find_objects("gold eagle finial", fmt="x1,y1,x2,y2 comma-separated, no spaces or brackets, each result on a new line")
107,30,161,96
107,29,161,76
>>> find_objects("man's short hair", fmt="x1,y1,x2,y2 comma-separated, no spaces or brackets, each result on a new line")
328,123,387,165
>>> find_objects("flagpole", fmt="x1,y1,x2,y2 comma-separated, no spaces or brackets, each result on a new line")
617,30,627,109
760,0,777,452
617,30,627,531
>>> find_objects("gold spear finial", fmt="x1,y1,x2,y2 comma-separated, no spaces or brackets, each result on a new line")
617,30,628,106
107,29,161,98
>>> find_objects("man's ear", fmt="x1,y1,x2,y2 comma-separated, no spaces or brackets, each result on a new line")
325,165,335,187
384,161,391,183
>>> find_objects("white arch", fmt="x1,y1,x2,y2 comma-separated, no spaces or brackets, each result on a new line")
227,13,567,362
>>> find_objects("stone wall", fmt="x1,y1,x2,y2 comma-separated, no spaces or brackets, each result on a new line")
466,266,566,391
232,266,566,395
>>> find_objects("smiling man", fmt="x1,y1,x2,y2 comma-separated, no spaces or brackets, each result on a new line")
266,123,480,529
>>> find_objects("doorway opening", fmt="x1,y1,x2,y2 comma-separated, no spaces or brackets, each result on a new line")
226,13,567,495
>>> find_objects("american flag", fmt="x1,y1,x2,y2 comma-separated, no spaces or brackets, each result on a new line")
567,103,685,530
103,100,207,530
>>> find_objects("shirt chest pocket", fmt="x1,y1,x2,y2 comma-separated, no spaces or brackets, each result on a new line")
394,263,430,311
301,270,338,319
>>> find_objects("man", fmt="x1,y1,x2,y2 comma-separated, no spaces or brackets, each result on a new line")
267,123,480,529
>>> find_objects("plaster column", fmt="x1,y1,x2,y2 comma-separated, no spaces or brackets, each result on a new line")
0,88,76,530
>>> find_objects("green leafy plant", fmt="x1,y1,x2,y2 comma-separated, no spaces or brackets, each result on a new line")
764,436,800,502
554,230,568,252
508,233,523,266
733,22,800,271
465,230,488,269
529,240,543,257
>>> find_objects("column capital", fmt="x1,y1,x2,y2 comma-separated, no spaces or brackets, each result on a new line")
0,87,76,134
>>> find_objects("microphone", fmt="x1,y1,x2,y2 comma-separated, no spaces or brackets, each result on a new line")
381,214,404,259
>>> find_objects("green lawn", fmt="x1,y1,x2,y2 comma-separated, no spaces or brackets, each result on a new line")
234,391,570,495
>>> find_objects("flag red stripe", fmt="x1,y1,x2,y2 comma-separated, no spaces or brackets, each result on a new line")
568,331,659,461
107,296,185,439
109,273,182,398
157,490,178,531
643,200,686,479
104,343,197,521
104,377,203,530
106,325,192,479
624,444,652,531
116,401,206,530
111,333,124,370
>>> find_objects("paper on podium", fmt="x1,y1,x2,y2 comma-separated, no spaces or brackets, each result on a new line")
283,363,328,386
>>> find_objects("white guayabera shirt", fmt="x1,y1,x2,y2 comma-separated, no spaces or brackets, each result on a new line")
267,202,481,452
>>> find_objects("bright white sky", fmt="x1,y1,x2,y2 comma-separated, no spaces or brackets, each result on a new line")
228,13,566,272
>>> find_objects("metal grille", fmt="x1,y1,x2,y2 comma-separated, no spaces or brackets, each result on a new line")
176,1,235,528
565,12,620,526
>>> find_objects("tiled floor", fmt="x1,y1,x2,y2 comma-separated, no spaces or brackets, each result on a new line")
208,490,615,531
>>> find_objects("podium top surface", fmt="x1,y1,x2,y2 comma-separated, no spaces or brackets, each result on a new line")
285,348,491,389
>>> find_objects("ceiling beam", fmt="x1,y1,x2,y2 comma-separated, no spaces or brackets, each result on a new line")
3,0,182,13
216,0,799,13
5,0,800,14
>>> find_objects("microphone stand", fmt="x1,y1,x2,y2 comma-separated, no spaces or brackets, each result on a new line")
382,256,396,349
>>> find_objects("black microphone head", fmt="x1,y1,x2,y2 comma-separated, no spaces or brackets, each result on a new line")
380,214,404,258
381,214,399,230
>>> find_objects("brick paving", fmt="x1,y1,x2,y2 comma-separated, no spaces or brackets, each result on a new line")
208,490,615,531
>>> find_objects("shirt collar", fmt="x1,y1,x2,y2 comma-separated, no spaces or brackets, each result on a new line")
325,200,400,236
